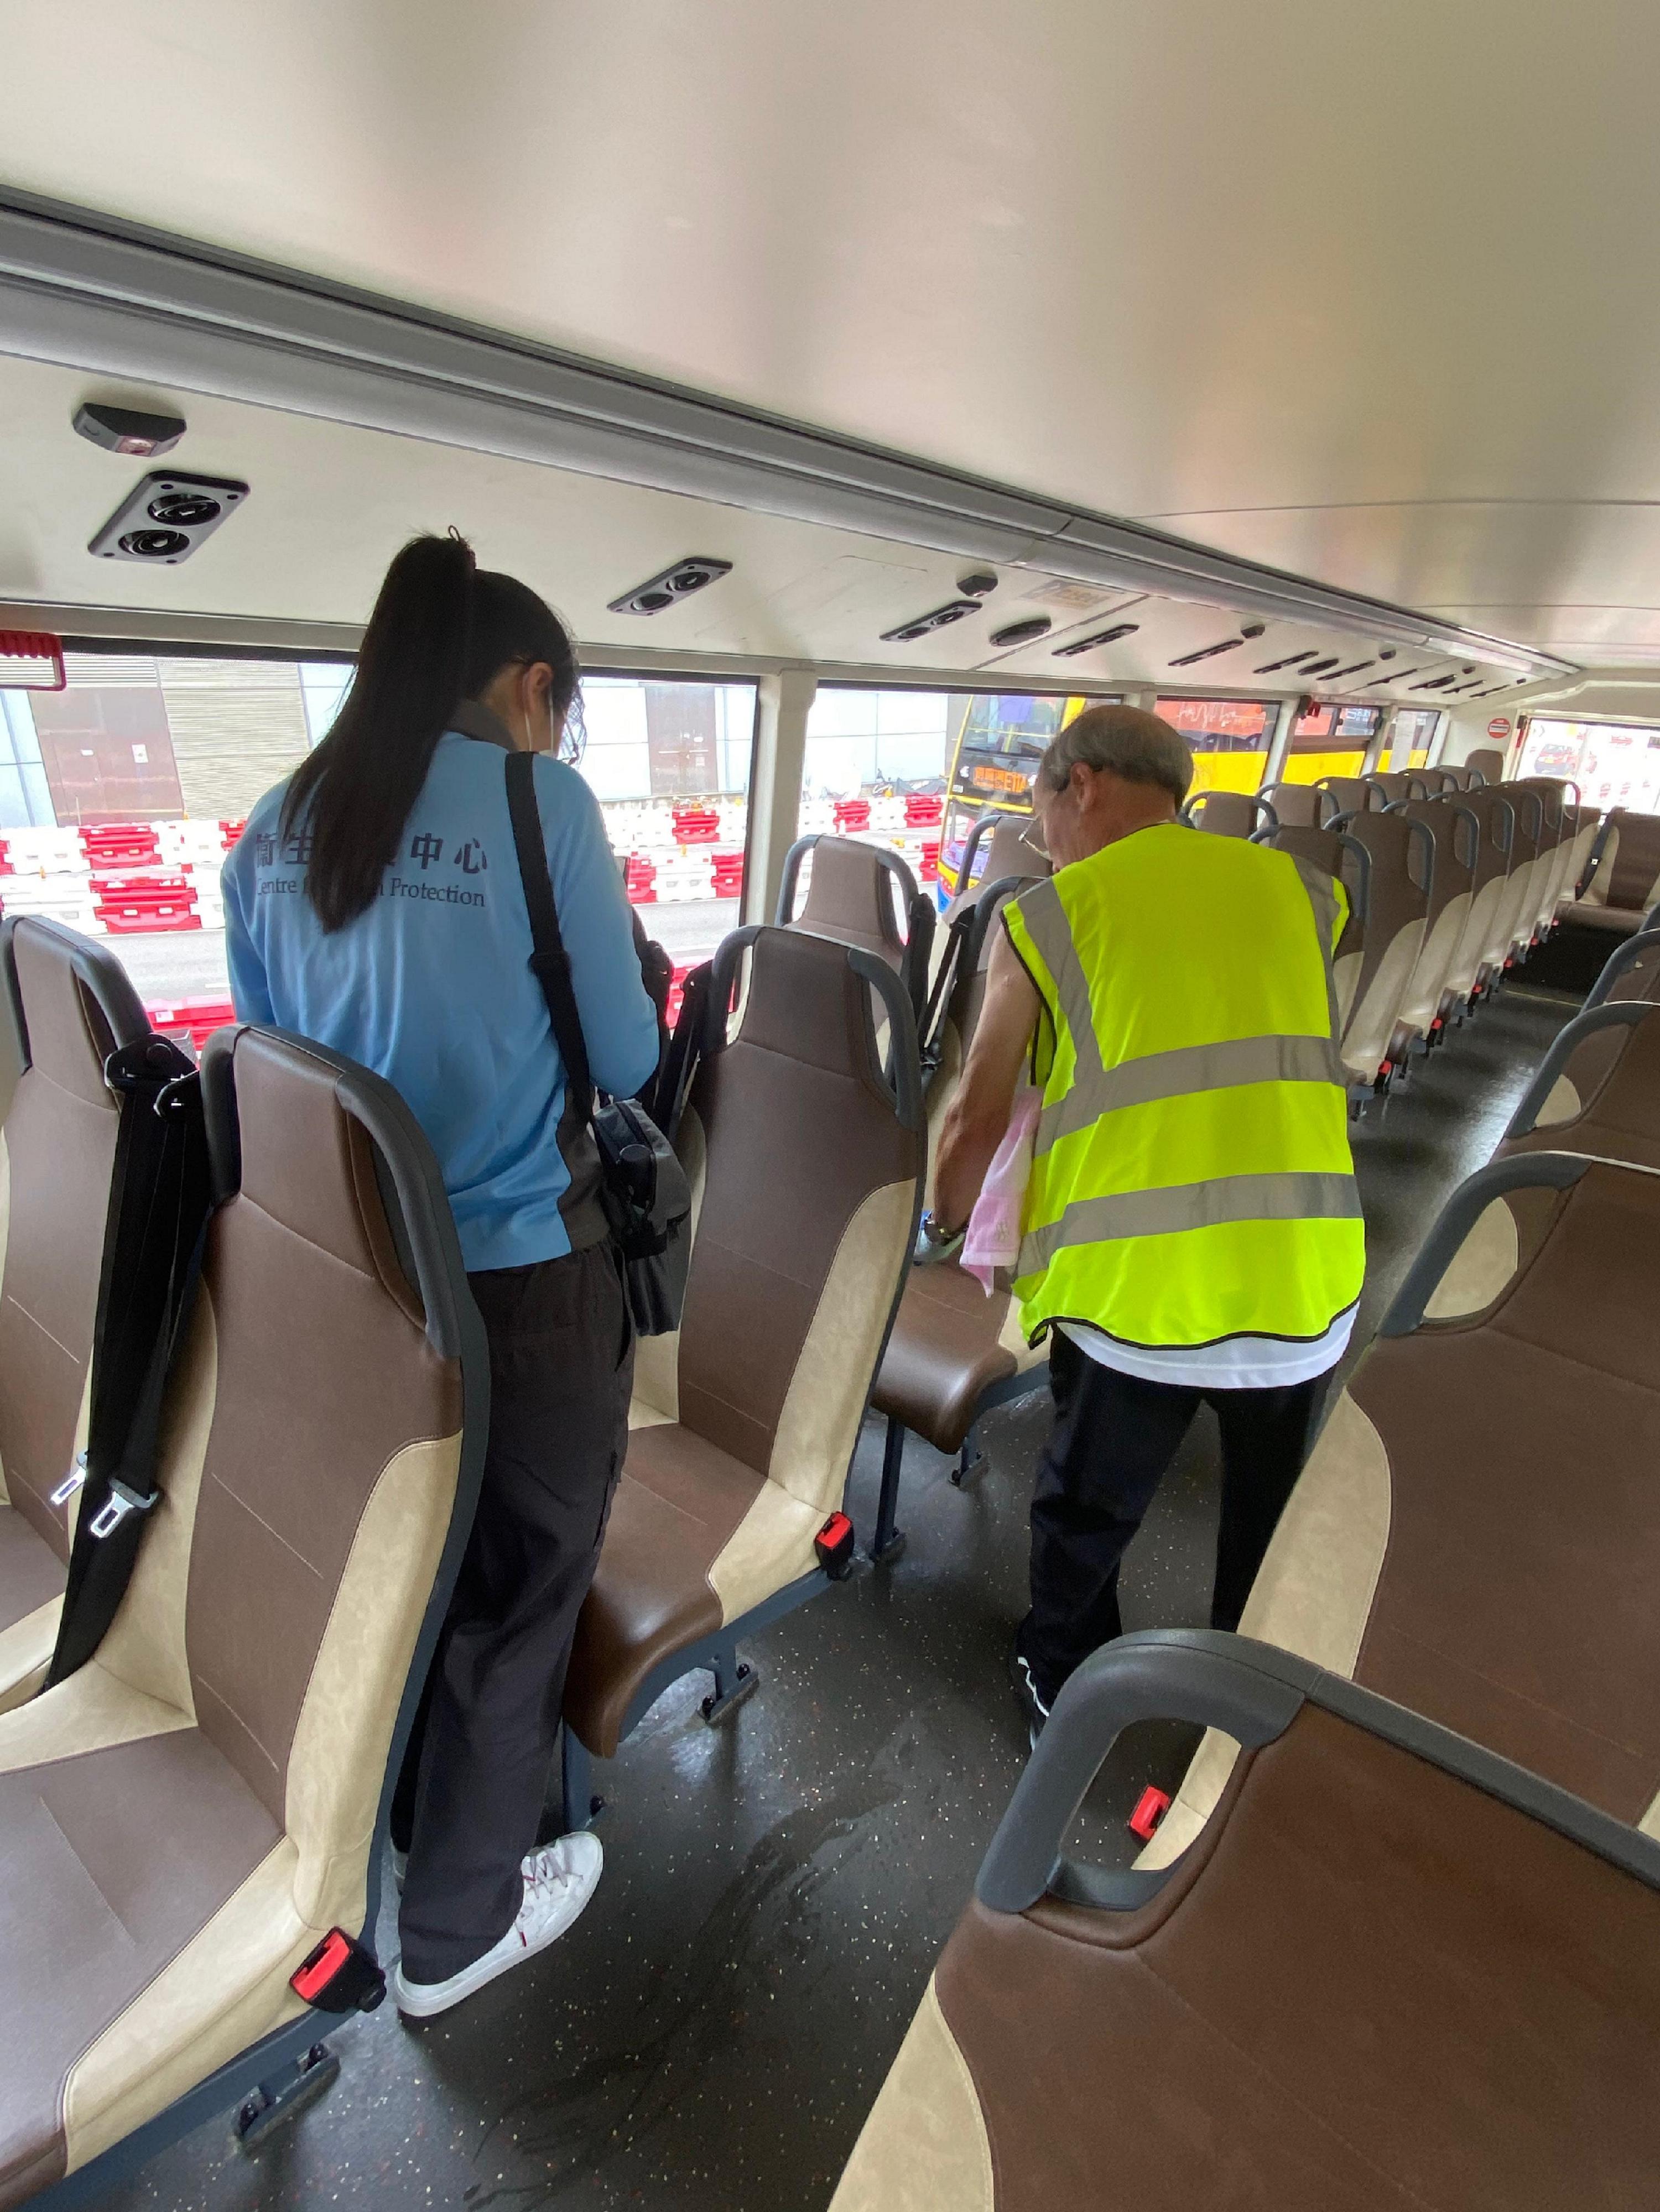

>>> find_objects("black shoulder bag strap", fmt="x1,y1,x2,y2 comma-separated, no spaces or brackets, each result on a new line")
504,748,596,1114
48,1038,214,1684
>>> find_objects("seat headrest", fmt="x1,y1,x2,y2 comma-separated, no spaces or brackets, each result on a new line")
790,836,908,966
730,926,896,1098
6,916,149,1108
206,1027,430,1328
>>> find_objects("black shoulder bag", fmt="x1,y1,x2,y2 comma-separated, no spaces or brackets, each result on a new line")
504,751,692,1335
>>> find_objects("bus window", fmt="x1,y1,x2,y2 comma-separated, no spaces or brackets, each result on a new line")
1388,708,1440,772
800,687,1092,907
580,677,757,971
1277,701,1382,786
1155,696,1273,797
1516,716,1660,812
1,655,757,1035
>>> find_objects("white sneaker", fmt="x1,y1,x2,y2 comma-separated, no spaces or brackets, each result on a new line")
391,1833,603,2018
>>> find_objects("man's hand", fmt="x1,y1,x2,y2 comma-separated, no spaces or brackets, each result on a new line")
932,922,1041,1237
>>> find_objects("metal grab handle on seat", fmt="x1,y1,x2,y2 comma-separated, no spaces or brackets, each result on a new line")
1504,1000,1657,1134
1378,1150,1590,1335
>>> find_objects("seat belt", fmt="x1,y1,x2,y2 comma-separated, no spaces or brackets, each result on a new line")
46,1036,214,1685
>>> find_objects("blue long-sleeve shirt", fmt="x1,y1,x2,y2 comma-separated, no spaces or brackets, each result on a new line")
222,709,659,1272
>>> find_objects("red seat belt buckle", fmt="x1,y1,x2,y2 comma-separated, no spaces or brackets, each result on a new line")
290,1927,386,2014
815,1512,856,1580
1128,1786,1171,1841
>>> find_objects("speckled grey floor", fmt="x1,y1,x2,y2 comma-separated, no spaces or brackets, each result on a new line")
99,984,1579,2212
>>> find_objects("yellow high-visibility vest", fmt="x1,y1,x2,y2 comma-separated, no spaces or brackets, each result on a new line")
1003,824,1364,1352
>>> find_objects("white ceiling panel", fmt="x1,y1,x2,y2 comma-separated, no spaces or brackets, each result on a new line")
3,0,1658,663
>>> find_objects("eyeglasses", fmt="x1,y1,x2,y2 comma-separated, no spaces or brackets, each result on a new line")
1019,817,1050,859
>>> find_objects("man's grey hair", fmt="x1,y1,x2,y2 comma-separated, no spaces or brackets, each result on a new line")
1037,704,1193,805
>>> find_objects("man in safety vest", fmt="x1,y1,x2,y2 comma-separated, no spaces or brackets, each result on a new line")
923,704,1364,1738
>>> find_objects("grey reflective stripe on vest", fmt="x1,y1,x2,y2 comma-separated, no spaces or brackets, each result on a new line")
1017,1170,1363,1276
1287,853,1344,1045
1015,880,1111,1149
1037,1030,1347,1151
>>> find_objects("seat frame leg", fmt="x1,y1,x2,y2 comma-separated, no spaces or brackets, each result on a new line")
701,1639,757,1723
234,2041,339,2151
872,1414,907,1562
951,1420,986,1488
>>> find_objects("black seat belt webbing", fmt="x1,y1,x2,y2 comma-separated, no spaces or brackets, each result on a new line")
46,1039,213,1686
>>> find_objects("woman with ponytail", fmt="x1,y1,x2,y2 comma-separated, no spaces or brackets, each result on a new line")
223,534,659,2017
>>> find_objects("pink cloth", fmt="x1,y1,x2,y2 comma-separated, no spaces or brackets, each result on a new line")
961,1086,1040,1293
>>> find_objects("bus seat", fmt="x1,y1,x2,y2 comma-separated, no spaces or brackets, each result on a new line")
831,1632,1660,2212
776,833,935,1016
0,1024,485,2207
1313,774,1380,816
1502,997,1660,1167
1178,790,1273,837
1462,746,1508,783
1254,825,1368,1027
1485,781,1544,969
1442,763,1486,790
1366,770,1429,805
1388,799,1476,1048
0,920,155,1713
1563,807,1660,938
1583,918,1660,1011
871,875,1050,1509
562,927,924,1773
1554,802,1601,914
1329,811,1432,1085
1438,786,1515,1005
941,813,1043,921
1257,782,1338,829
1526,780,1576,936
1141,1151,1660,1874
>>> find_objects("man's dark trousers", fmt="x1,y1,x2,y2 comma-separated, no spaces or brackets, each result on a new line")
1019,1328,1333,1706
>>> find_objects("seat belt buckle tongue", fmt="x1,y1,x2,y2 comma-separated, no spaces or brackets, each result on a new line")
815,1512,856,1580
289,1928,386,2015
49,1452,88,1509
1128,1786,1172,1841
87,1478,159,1541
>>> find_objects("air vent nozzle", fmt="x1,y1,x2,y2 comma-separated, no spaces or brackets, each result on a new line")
988,615,1053,649
608,556,732,616
1053,621,1139,658
881,599,982,643
89,472,248,564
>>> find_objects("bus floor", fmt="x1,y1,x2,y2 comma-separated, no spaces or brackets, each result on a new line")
100,984,1579,2212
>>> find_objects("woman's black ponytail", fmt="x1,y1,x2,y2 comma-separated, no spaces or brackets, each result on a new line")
283,531,580,931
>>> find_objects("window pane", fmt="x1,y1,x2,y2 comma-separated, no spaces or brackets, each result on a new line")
580,677,756,977
1388,708,1440,771
1279,700,1380,786
798,687,1094,911
1517,718,1660,812
1157,696,1273,797
1,655,757,1041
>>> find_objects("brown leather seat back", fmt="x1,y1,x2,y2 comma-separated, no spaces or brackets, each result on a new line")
181,1028,476,1824
1315,774,1379,817
1598,807,1660,916
1367,771,1427,805
945,813,1044,914
1585,925,1660,1013
1461,745,1507,784
675,928,924,1480
780,834,908,966
1258,782,1338,828
1182,790,1262,837
0,919,150,1562
835,1635,1660,2212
